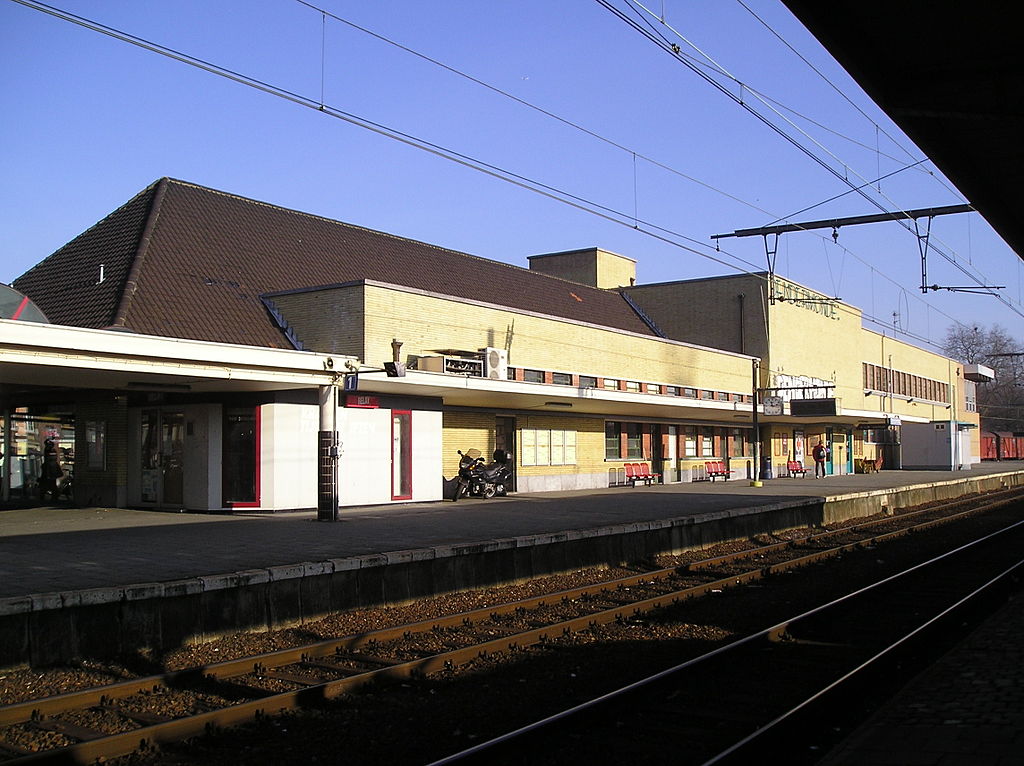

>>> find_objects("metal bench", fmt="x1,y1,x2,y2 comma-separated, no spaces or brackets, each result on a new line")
704,461,733,482
786,460,807,477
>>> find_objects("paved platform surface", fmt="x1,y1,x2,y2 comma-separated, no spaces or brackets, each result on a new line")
1,463,1022,764
0,464,1019,599
819,593,1024,766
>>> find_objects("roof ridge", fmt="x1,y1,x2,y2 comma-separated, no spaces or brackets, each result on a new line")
110,178,168,328
159,178,625,299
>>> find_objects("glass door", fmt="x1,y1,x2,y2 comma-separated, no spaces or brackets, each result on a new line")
141,409,184,507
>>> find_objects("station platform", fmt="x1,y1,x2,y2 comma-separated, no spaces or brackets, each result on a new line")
2,464,1023,764
2,464,1020,600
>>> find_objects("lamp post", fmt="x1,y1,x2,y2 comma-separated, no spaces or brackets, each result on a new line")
751,358,762,487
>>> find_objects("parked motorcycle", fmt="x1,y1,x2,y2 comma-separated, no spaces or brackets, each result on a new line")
452,449,512,500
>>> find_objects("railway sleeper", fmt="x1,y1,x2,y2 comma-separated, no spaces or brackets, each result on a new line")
0,738,33,757
98,704,174,726
261,669,330,687
29,717,107,742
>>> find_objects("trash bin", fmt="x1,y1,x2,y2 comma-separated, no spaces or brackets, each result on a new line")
759,456,773,480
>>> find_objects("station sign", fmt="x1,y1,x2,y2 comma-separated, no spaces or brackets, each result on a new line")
790,398,837,417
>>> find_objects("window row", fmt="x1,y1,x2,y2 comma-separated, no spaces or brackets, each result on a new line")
512,368,749,404
605,422,750,461
863,363,949,404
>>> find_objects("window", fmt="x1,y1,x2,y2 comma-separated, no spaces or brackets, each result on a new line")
701,390,714,400
716,391,729,401
625,381,641,392
523,428,577,466
391,411,412,500
648,384,662,394
683,387,697,398
523,369,544,383
603,378,619,390
625,423,643,458
683,426,697,457
730,428,745,457
605,421,621,459
579,375,598,388
665,386,679,396
551,372,572,386
701,429,714,456
85,420,106,470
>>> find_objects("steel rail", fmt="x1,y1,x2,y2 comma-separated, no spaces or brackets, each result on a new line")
3,488,1021,763
704,556,1024,765
4,486,1018,727
425,516,1024,766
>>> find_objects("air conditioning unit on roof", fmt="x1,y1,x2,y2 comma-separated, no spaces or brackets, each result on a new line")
484,347,508,380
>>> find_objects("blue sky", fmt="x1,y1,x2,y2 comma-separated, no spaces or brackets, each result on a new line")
2,0,1021,351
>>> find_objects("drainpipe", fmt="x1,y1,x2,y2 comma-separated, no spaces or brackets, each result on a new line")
737,293,746,354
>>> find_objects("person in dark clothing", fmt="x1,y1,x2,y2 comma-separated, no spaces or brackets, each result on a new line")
40,439,64,502
812,440,827,478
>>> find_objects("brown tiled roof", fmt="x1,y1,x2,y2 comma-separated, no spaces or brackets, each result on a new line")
13,183,159,329
14,179,656,348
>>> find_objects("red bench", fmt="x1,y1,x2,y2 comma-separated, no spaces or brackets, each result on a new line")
704,461,734,482
625,462,661,486
787,460,807,477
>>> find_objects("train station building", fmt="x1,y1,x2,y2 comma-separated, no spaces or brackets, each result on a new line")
1,178,983,511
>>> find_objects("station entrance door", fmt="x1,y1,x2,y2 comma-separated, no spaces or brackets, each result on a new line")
140,409,184,507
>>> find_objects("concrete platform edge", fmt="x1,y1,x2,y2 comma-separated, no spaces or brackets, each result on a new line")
2,471,1021,669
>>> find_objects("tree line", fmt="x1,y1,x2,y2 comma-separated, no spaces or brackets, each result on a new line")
944,324,1024,434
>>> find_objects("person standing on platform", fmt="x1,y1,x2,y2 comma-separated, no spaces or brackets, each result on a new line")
39,438,64,502
812,440,827,478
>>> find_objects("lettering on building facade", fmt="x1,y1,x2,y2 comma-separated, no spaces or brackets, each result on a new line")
773,279,840,320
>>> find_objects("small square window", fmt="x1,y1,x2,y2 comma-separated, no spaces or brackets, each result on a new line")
603,378,619,389
683,387,697,398
579,375,598,388
552,372,572,385
648,384,662,394
665,386,679,396
523,369,544,383
716,391,729,401
625,381,641,392
701,390,714,400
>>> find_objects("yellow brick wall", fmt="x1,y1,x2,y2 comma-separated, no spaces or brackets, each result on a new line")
442,411,494,476
527,248,637,289
624,274,769,357
766,280,863,402
854,329,978,427
363,285,752,395
272,285,365,357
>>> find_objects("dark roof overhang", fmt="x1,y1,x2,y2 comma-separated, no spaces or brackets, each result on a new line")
782,1,1024,259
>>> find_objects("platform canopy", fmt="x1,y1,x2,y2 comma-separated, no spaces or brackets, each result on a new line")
783,1,1024,260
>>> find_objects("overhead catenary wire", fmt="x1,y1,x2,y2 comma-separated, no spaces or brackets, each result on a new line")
289,0,985,344
8,1,764,275
606,0,1024,319
736,0,968,205
8,0,988,351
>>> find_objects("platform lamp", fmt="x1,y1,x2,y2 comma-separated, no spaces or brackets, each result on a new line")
751,358,762,488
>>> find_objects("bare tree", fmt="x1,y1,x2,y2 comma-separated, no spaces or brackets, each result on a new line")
944,324,1024,433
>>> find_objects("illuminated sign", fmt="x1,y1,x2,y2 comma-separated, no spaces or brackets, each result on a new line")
345,395,380,409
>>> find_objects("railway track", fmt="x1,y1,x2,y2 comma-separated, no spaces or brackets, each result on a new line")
1,487,1022,764
430,506,1024,766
